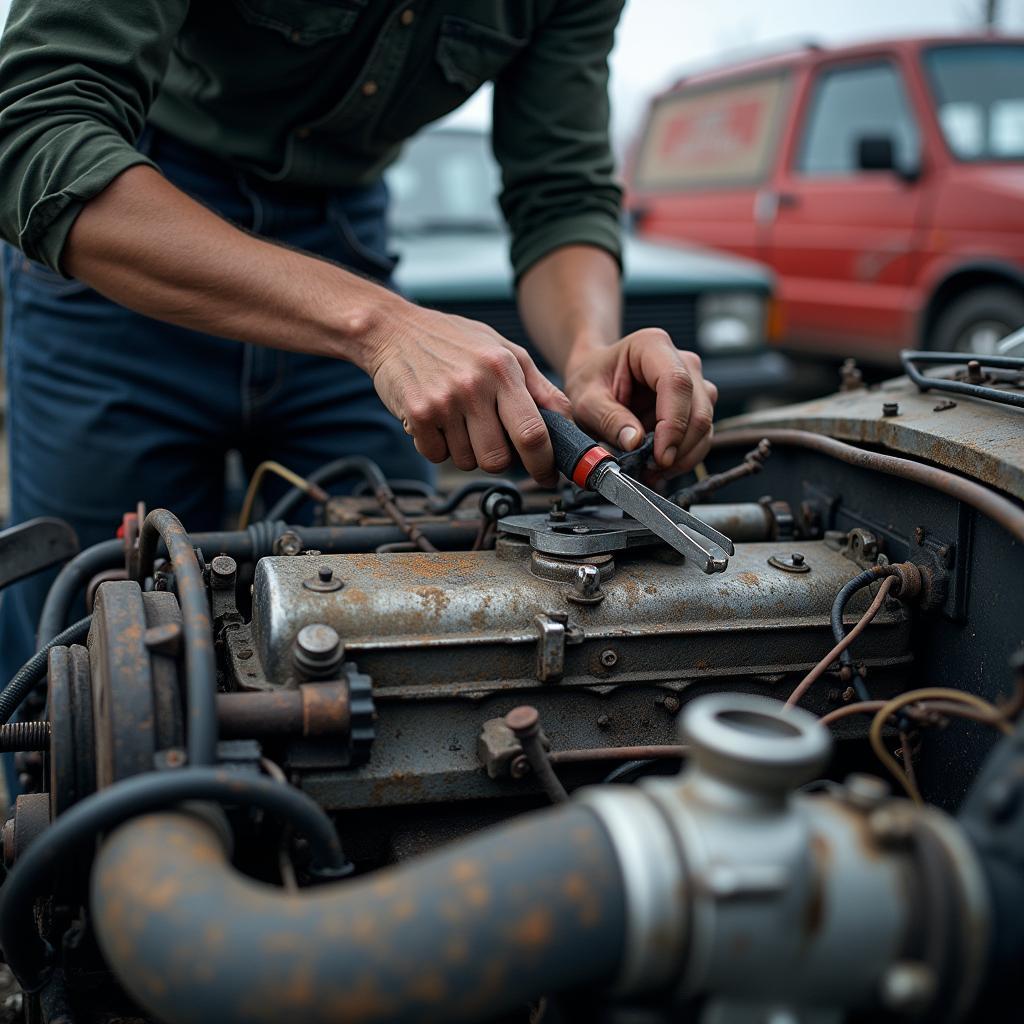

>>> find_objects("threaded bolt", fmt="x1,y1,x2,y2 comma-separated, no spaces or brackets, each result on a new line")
0,721,51,752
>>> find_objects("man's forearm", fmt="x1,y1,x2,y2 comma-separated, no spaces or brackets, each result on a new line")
64,165,397,372
62,164,573,484
516,244,622,378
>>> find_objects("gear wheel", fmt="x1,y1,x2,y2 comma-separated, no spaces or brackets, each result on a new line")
341,662,375,766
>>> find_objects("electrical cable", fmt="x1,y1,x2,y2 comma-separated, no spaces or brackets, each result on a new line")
868,688,1012,805
0,616,92,726
0,766,349,992
263,455,393,523
785,575,897,708
830,568,889,701
238,461,328,531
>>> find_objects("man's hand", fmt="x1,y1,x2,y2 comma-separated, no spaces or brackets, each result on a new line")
562,328,719,474
365,303,573,487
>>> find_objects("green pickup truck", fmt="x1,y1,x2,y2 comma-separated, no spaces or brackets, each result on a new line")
386,128,787,409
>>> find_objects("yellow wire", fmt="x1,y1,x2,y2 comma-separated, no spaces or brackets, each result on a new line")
238,460,317,530
869,687,1012,805
693,461,708,481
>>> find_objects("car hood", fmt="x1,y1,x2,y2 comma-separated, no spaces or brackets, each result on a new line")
391,231,773,304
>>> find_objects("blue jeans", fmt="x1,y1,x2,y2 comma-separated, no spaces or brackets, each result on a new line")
1,127,428,696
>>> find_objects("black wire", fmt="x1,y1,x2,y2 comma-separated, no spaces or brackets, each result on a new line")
428,479,519,516
0,767,350,992
0,616,92,726
36,539,122,652
830,569,879,702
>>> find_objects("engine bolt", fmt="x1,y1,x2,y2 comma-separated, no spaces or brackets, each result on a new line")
597,715,611,730
966,359,983,384
662,695,681,714
318,565,333,583
510,754,531,779
294,623,343,679
274,531,303,556
790,552,805,567
209,557,237,581
600,649,618,667
882,401,900,417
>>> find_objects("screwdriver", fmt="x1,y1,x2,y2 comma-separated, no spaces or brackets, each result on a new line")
540,409,734,573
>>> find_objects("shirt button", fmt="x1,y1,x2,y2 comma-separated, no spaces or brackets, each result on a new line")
296,126,311,139
361,80,379,97
400,9,415,26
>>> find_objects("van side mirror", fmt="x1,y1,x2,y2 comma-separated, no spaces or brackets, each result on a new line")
856,135,920,183
857,135,896,171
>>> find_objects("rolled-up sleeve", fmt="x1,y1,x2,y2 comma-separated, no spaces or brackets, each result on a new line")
493,0,624,283
0,0,188,273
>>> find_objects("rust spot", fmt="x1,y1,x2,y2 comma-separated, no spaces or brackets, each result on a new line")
450,858,482,882
802,832,830,944
736,572,760,587
415,586,450,619
509,907,554,949
406,971,447,1003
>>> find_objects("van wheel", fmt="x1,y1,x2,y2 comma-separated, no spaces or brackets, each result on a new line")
931,286,1024,355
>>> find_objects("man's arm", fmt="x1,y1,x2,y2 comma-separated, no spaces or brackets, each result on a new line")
64,166,572,485
519,245,718,473
0,0,572,485
496,0,716,473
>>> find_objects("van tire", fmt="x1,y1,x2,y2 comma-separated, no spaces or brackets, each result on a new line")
930,286,1024,354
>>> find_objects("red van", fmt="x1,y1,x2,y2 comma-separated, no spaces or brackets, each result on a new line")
627,36,1024,361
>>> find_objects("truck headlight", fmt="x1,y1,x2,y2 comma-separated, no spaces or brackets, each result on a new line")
696,292,766,353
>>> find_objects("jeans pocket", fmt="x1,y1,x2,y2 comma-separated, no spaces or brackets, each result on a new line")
326,198,399,282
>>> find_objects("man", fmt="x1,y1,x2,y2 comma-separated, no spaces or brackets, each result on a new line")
0,0,717,687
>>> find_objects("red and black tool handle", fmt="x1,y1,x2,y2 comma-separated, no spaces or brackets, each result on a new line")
539,409,617,490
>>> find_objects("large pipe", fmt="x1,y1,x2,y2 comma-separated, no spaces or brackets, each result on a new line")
92,805,625,1024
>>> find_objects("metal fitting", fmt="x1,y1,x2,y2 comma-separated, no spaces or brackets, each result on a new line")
209,554,237,590
293,622,344,680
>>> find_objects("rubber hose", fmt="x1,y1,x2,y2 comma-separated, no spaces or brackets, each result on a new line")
0,616,92,725
0,767,349,991
36,540,121,652
136,510,218,767
92,804,625,1024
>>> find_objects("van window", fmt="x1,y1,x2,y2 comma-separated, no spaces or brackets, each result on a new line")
633,73,789,191
797,63,919,176
925,44,1024,161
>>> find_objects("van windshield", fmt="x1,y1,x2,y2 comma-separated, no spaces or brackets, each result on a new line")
925,44,1024,162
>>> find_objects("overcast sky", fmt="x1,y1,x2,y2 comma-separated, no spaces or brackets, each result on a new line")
2,0,1023,146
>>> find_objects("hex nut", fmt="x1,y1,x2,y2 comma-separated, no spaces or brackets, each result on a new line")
600,649,618,668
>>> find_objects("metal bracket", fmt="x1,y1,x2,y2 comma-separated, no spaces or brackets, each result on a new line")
534,611,583,682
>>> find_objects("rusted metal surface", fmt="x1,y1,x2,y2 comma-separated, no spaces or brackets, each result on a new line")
714,428,1024,546
717,375,1024,500
88,583,158,788
47,644,95,816
243,539,912,810
1,794,50,867
504,707,568,803
92,806,626,1024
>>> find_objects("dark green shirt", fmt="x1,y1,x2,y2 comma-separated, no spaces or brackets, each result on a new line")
0,0,623,278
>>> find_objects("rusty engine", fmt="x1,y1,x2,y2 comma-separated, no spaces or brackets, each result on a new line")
0,352,1022,1024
